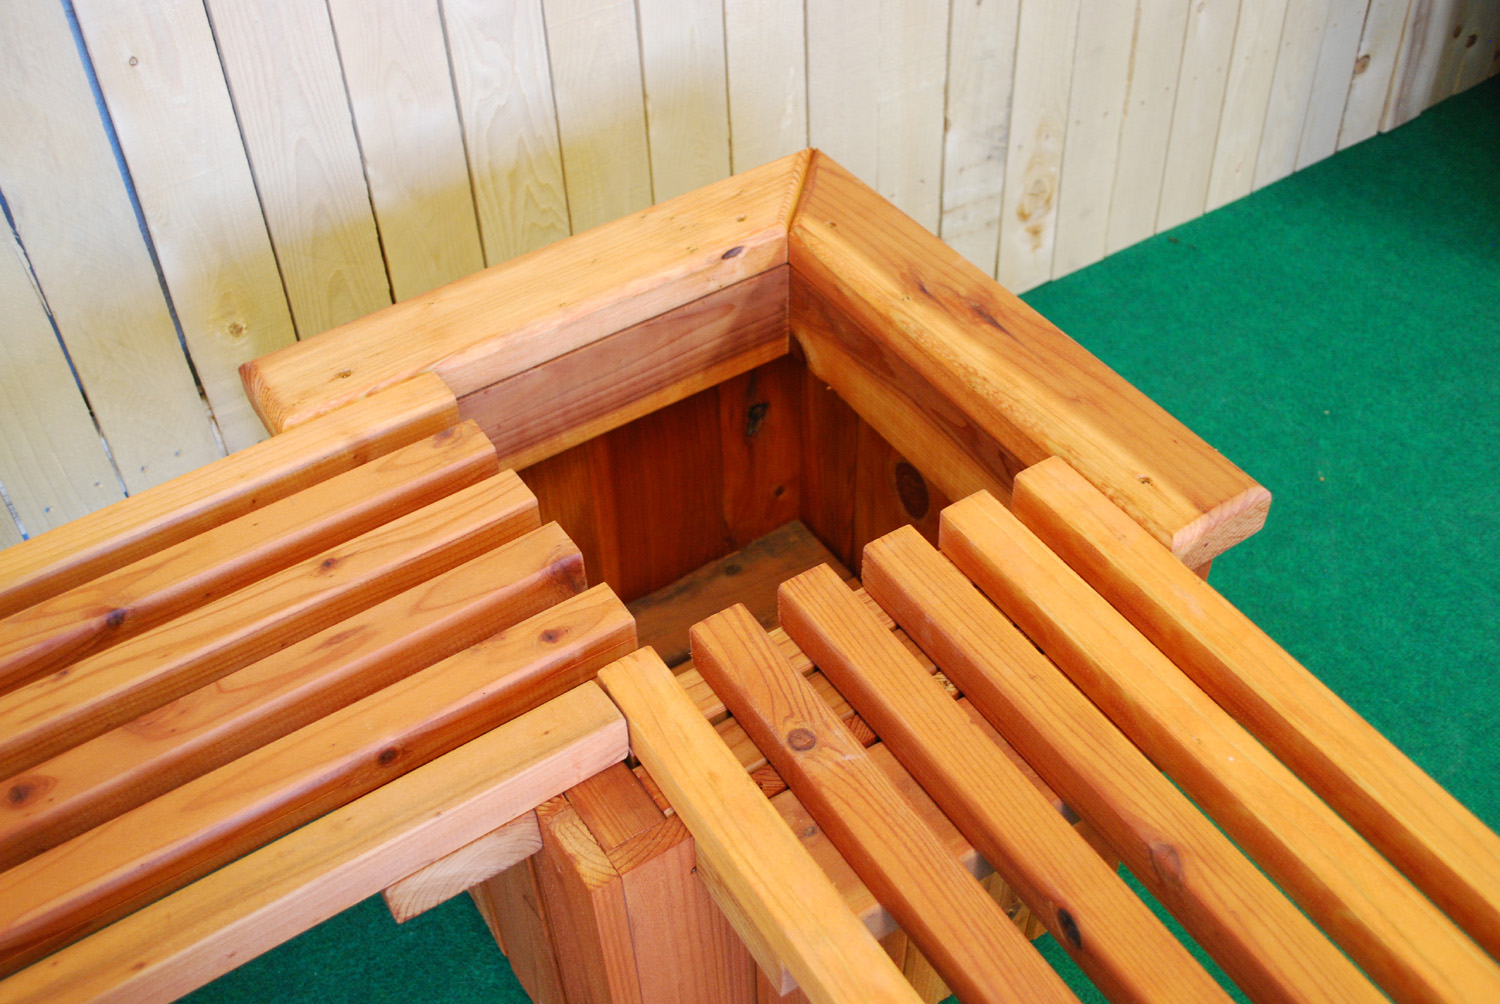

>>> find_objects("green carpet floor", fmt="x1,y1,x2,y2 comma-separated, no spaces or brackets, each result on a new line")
185,76,1498,1003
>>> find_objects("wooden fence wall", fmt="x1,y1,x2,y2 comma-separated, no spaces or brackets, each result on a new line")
1,0,1495,544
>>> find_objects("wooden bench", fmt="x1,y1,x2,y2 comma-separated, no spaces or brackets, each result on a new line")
601,460,1500,1004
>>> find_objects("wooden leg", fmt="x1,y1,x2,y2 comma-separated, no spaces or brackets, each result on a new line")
471,857,568,1004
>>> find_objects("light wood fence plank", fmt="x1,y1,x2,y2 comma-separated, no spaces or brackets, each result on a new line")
1455,0,1500,88
1340,0,1415,148
1296,0,1370,169
1255,0,1334,189
1105,0,1193,255
0,227,123,535
204,0,391,335
72,0,297,453
539,0,653,231
997,0,1081,292
440,0,571,263
938,0,1021,274
874,0,948,232
0,0,221,493
325,0,486,300
1158,0,1242,230
806,0,880,187
0,681,626,1004
1206,0,1292,210
724,0,808,171
637,0,732,202
1383,0,1462,128
1052,3,1138,277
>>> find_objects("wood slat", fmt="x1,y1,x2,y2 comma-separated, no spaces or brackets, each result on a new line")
0,681,626,1004
0,224,124,536
71,0,298,452
0,422,496,691
777,563,1231,1004
243,151,808,431
723,0,807,172
943,488,1500,1004
0,473,538,777
440,0,571,263
0,372,458,620
862,525,1386,1004
690,604,1077,1004
1012,455,1500,962
324,0,486,299
789,153,1271,566
595,649,923,1004
203,0,392,335
0,522,582,870
459,268,788,471
0,0,220,492
382,811,542,924
0,585,633,975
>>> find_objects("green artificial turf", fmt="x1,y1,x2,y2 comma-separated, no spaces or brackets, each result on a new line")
185,76,1497,1003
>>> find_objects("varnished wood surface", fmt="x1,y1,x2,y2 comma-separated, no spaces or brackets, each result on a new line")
690,604,1076,1004
862,525,1386,1004
777,564,1231,1004
0,586,634,975
1012,456,1500,965
0,682,626,1004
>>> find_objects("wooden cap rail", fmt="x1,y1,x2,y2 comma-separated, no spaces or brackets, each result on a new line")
0,389,640,995
240,151,1268,567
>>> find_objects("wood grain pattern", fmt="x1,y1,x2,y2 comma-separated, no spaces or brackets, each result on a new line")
0,225,124,536
1384,0,1463,128
723,0,807,172
1254,0,1335,188
690,604,1077,1004
797,367,861,568
862,524,1386,1004
518,438,622,592
472,856,568,1004
243,151,808,431
0,681,625,1004
0,373,458,620
1296,0,1371,168
1340,0,1417,148
382,811,542,923
790,154,1271,565
718,356,804,549
0,0,221,491
72,0,298,452
1012,455,1500,963
0,523,581,870
0,586,633,975
1206,0,1293,210
459,268,788,471
777,563,1231,1004
441,0,570,264
324,0,486,300
0,422,496,691
943,488,1500,1004
0,473,538,778
595,649,923,1004
1157,0,1243,230
628,521,843,669
204,0,392,335
637,0,732,202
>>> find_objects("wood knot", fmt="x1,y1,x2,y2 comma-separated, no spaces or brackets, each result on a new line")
1149,841,1184,890
721,246,744,259
377,746,401,766
6,776,54,808
786,728,817,751
104,608,128,629
894,462,929,519
539,627,566,644
1056,907,1082,949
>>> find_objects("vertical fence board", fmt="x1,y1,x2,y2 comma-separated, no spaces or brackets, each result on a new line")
72,0,297,453
1296,0,1370,169
997,0,1082,292
723,0,808,172
1341,0,1414,147
1383,0,1461,129
875,0,949,231
1206,0,1292,211
1157,0,1242,230
1105,0,1193,255
1255,0,1334,189
441,0,571,264
326,0,485,300
205,0,391,335
938,0,1021,274
1454,0,1500,89
0,227,124,537
637,0,732,202
807,0,881,184
0,0,221,494
540,0,653,232
1052,3,1138,278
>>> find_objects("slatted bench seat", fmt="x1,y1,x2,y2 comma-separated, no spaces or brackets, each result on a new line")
599,459,1500,1004
0,380,637,1002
